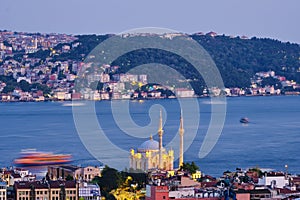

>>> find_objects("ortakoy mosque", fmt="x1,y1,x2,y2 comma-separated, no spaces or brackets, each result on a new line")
130,110,184,172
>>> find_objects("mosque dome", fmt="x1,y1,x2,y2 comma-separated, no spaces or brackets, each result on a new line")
138,136,159,153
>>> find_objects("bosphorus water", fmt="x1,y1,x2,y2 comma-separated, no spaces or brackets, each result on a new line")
0,96,299,177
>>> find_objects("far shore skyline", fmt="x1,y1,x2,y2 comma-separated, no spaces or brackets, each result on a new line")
0,0,299,44
1,29,299,45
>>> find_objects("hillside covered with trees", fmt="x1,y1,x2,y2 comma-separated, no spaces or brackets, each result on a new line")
32,33,300,94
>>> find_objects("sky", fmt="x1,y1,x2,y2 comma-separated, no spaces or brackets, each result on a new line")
0,0,299,43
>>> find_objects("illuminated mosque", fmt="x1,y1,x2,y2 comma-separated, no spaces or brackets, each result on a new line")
130,110,184,171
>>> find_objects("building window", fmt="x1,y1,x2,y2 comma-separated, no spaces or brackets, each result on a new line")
163,196,166,199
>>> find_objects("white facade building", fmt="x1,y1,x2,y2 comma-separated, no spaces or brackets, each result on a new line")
79,183,101,200
258,173,288,188
175,88,195,98
169,187,195,199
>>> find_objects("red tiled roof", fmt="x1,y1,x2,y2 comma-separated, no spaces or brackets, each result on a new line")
291,177,300,182
266,172,285,176
277,188,300,194
201,181,217,188
49,180,76,189
15,181,48,189
4,171,13,175
14,180,76,190
11,174,21,179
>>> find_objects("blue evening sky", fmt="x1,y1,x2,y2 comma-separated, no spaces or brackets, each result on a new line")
0,0,299,43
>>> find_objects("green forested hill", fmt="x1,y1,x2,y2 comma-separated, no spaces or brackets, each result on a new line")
41,33,300,91
191,35,300,87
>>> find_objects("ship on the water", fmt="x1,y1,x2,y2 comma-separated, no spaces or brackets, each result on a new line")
240,117,249,124
14,149,71,167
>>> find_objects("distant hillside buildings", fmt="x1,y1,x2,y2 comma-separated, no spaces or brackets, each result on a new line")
0,31,300,101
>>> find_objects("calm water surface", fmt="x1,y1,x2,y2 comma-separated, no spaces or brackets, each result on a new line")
0,96,299,176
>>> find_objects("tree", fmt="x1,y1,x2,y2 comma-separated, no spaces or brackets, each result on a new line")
58,70,66,80
248,167,263,178
38,71,44,76
97,82,104,91
2,85,15,93
180,162,199,174
239,175,250,183
19,80,30,92
66,174,74,181
89,81,103,91
261,77,282,89
120,171,147,190
106,194,116,200
92,166,123,198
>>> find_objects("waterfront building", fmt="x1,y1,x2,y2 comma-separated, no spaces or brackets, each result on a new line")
1,168,36,187
99,73,110,83
14,180,77,200
75,166,102,182
249,189,271,200
258,172,288,189
145,184,222,200
130,110,175,171
48,166,102,182
99,92,109,100
104,82,125,92
119,74,138,83
9,174,21,187
138,74,148,84
174,88,195,98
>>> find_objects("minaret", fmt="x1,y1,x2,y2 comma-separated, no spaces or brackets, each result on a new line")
179,109,184,168
158,109,164,169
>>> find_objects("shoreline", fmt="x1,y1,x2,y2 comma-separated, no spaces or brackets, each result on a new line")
0,93,299,103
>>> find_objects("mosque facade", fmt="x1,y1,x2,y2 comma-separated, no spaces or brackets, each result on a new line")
129,110,184,172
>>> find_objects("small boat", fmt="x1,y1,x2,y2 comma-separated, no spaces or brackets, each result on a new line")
240,117,249,124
